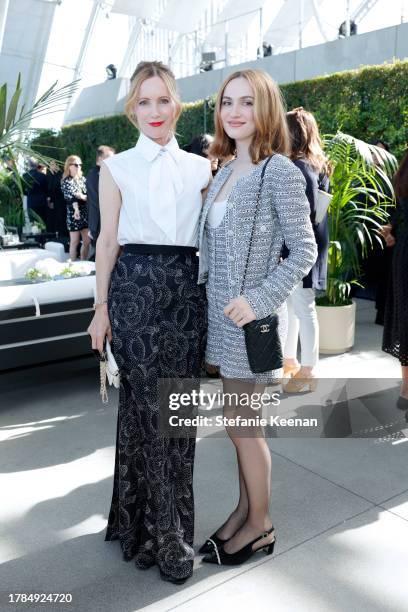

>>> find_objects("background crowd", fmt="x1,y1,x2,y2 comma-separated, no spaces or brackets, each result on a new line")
22,145,115,260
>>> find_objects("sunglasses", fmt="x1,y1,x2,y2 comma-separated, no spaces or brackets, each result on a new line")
70,163,82,167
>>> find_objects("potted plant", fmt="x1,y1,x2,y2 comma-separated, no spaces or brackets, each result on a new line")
316,132,397,354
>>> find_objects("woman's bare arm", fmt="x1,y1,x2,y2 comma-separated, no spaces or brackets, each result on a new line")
87,162,121,352
94,163,121,301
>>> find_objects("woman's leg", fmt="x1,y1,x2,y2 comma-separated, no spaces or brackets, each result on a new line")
284,289,300,370
214,449,248,540
69,231,80,261
221,378,274,554
80,228,90,260
291,284,319,375
401,366,408,398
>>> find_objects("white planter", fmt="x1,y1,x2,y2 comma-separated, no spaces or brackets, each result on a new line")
316,300,356,354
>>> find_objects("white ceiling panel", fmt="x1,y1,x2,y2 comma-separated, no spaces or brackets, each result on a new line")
112,0,161,19
158,0,212,34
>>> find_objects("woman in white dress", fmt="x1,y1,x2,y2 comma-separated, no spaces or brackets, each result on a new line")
87,61,211,584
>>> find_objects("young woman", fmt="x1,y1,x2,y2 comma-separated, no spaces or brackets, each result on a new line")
282,107,332,392
87,61,211,585
61,155,90,260
382,149,408,410
197,69,317,566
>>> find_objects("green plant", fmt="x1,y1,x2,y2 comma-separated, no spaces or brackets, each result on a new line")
59,266,80,278
0,74,79,162
0,167,23,226
0,73,78,227
25,268,51,281
316,132,397,306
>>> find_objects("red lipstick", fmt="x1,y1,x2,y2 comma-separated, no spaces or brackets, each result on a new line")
149,121,164,127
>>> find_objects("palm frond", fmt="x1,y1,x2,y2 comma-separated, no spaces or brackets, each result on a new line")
0,74,80,152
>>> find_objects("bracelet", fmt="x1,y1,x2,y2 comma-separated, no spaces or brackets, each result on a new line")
93,300,108,309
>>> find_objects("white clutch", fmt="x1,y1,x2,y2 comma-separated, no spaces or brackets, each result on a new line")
105,340,120,387
99,340,120,403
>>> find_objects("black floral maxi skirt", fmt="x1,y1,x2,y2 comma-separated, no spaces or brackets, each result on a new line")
105,249,207,582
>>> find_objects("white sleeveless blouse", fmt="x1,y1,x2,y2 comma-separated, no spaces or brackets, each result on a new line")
103,133,211,246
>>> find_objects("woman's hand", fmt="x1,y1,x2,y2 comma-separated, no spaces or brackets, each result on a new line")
385,234,396,247
380,224,396,247
73,203,81,220
379,224,391,237
87,305,112,353
224,296,256,327
75,192,86,201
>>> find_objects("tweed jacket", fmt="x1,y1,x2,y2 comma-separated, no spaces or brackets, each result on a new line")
197,154,318,319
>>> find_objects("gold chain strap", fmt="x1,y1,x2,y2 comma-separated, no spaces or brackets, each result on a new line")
99,359,108,404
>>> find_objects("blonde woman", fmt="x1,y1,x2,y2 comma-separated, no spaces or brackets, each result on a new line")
197,70,317,566
87,61,210,584
61,155,90,260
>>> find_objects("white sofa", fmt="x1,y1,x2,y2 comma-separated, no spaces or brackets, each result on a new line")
0,249,96,370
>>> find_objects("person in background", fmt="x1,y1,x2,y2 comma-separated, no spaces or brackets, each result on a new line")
47,160,68,238
382,148,408,410
61,155,90,260
282,107,331,392
185,134,220,378
22,158,48,226
87,145,115,251
185,133,219,176
369,140,395,325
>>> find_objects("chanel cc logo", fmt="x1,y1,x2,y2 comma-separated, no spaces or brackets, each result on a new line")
260,324,270,333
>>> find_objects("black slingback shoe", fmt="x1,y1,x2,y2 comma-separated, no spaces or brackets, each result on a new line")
199,532,230,555
396,395,408,410
202,526,275,566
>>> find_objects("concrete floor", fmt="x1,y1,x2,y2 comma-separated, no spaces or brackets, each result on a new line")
0,299,407,612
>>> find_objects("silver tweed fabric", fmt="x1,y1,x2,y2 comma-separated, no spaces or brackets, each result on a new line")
205,207,288,382
198,154,318,381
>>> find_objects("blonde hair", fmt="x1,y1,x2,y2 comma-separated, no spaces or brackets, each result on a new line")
63,155,82,179
286,107,332,175
210,69,290,164
125,61,182,131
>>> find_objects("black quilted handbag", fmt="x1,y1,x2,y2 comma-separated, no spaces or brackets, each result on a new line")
241,156,283,374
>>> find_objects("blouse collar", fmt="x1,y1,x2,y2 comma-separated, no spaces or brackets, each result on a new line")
135,131,180,163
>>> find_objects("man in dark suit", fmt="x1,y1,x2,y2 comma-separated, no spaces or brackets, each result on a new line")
87,145,115,253
46,160,68,237
22,158,48,225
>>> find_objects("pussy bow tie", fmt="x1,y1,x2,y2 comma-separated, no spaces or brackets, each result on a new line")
149,147,183,243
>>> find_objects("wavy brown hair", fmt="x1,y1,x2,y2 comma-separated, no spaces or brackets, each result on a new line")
124,61,182,131
210,69,289,164
394,148,408,199
286,107,332,175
